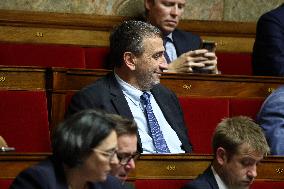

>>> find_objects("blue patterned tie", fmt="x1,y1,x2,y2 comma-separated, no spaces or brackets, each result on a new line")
140,92,170,153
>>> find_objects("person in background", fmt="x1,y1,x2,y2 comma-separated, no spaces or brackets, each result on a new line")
10,109,126,189
108,114,139,188
252,3,284,76
257,85,284,155
182,116,270,189
66,20,192,154
144,0,218,74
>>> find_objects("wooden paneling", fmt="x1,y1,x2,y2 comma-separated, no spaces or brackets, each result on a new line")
49,68,284,127
129,154,284,181
1,153,284,181
160,73,283,98
0,153,50,179
52,68,284,98
0,66,47,90
0,26,110,47
0,10,255,52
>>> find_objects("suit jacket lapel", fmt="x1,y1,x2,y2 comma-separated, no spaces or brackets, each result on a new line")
151,86,176,129
172,29,187,56
107,74,133,119
107,74,143,152
203,166,220,189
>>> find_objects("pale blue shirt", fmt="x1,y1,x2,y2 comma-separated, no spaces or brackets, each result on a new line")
165,33,178,62
114,74,184,154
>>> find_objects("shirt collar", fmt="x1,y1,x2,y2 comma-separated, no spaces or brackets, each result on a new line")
166,33,173,42
211,166,229,189
114,73,144,106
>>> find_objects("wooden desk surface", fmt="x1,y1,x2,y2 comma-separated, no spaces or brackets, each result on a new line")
1,153,284,181
51,68,284,98
130,154,284,181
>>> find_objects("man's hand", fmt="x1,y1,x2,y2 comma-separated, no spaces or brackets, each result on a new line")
166,49,218,74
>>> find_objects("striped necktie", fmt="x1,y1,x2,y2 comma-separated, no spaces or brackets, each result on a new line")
163,37,172,63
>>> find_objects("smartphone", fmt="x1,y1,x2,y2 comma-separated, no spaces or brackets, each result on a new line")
200,40,216,52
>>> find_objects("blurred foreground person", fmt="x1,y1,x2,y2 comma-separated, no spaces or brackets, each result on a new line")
10,109,126,189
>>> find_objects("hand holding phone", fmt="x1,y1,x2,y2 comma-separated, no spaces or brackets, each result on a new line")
200,40,217,52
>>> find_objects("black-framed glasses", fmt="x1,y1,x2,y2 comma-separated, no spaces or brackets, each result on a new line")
117,152,140,165
93,148,118,161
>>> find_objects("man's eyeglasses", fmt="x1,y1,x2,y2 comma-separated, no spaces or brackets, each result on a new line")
117,152,140,165
93,148,118,161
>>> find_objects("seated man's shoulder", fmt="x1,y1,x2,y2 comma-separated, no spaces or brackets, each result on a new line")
173,29,201,41
261,3,284,21
181,179,212,189
77,73,113,94
261,86,284,108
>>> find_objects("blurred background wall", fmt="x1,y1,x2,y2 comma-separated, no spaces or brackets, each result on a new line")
0,0,283,22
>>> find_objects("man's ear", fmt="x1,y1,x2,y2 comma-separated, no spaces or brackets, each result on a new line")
216,147,227,165
123,52,136,71
145,0,154,11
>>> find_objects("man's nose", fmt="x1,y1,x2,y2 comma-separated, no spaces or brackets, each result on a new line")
247,165,257,179
110,153,119,165
160,56,169,70
170,5,179,16
125,158,136,170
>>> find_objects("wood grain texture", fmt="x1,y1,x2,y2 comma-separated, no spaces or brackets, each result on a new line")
1,153,284,181
0,10,256,52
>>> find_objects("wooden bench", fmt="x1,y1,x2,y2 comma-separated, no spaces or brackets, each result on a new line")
1,153,284,189
0,10,255,75
0,66,51,153
50,67,284,126
1,66,284,153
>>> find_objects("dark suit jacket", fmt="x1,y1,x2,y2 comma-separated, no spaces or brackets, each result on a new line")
257,85,284,155
181,167,219,189
9,156,125,189
172,29,202,56
65,73,192,153
252,4,284,76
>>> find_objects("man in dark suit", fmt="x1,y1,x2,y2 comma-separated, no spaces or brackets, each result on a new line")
66,20,192,154
257,85,284,155
252,4,284,76
182,116,269,189
144,0,218,74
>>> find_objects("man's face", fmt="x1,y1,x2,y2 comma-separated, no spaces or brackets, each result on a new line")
134,36,167,91
145,0,186,35
219,143,264,189
111,134,138,181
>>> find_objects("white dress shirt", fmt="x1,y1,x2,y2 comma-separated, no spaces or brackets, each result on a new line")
115,74,184,154
165,33,178,62
211,166,229,189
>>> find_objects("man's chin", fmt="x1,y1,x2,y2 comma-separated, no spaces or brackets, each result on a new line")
162,25,176,34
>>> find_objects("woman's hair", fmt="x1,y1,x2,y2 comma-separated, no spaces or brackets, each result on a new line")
52,109,116,168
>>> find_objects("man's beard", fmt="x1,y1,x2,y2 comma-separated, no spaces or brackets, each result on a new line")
135,70,159,91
